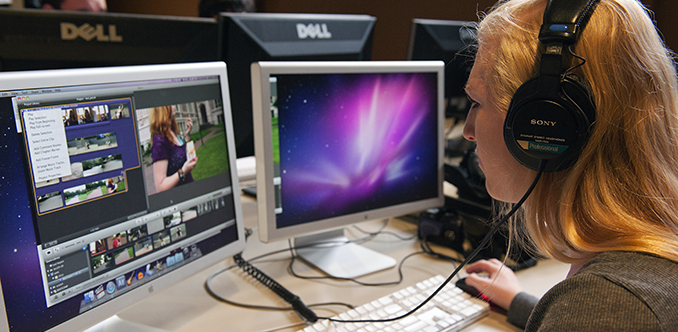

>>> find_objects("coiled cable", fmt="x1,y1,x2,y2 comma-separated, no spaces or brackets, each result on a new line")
233,253,318,323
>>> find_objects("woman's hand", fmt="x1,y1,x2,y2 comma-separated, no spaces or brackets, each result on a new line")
465,258,524,310
185,118,193,141
182,156,198,175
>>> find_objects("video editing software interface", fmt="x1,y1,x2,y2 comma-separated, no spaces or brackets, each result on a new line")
0,73,239,330
268,71,440,229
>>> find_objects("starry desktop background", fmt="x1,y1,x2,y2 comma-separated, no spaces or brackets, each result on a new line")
0,98,80,331
275,72,439,228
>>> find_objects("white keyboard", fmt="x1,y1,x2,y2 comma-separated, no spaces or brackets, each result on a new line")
298,275,490,332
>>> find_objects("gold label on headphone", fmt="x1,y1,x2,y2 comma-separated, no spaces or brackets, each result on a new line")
518,140,568,154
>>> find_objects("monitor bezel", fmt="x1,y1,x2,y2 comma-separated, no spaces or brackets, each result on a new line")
252,61,445,243
0,61,247,332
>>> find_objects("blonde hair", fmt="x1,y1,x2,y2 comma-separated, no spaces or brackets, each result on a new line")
149,106,178,143
477,0,678,263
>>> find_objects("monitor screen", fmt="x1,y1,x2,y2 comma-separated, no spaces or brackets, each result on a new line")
407,18,476,120
0,62,246,332
251,61,444,278
0,8,218,72
218,13,376,159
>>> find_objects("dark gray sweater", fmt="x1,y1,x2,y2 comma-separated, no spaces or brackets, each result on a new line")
506,251,678,331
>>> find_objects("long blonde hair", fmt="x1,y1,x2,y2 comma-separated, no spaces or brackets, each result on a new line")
477,0,678,263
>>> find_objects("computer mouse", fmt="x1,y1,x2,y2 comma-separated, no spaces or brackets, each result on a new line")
455,277,484,298
456,277,508,314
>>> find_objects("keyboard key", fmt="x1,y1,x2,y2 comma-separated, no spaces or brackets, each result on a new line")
378,296,393,305
404,320,431,332
384,304,403,315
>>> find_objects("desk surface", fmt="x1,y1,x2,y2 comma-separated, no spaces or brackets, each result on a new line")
116,193,570,332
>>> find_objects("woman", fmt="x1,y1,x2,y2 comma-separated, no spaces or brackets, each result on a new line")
83,107,94,123
106,178,117,193
65,109,78,126
462,0,678,330
115,104,124,119
150,105,197,192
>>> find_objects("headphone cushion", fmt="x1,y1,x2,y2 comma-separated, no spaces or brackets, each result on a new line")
504,74,595,171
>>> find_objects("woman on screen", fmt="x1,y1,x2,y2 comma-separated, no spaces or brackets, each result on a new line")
65,109,78,126
460,0,678,330
106,178,117,193
150,105,197,192
83,107,94,123
115,104,124,119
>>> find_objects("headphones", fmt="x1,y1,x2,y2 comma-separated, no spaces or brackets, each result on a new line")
504,0,599,172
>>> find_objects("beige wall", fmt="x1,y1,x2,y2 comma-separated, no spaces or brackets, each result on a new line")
107,0,677,61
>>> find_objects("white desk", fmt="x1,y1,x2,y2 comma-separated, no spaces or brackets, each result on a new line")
115,193,570,332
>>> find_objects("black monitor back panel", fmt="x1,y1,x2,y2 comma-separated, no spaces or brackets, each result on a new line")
0,8,218,71
407,19,475,119
218,13,375,158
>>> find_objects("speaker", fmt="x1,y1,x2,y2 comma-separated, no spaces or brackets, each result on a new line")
504,0,599,172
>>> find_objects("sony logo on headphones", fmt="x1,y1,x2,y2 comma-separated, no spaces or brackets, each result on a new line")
296,23,332,39
531,119,557,126
60,22,123,42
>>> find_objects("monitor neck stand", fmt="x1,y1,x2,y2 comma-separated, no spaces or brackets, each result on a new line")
293,228,397,279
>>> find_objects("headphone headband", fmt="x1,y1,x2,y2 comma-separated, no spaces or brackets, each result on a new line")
540,0,601,45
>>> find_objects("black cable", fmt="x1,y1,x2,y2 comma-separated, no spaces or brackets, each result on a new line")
319,160,547,324
285,220,435,286
420,236,463,269
288,243,433,287
205,248,355,314
205,261,354,311
205,224,411,316
233,253,318,323
565,45,587,74
350,222,418,241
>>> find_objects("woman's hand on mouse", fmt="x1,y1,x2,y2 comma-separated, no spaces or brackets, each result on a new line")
465,258,523,311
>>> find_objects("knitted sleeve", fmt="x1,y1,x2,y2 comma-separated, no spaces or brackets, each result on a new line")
525,274,660,331
507,291,539,328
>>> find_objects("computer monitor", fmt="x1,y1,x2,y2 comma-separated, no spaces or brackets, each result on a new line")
407,18,476,120
0,62,246,332
0,8,218,72
251,61,445,279
218,13,376,160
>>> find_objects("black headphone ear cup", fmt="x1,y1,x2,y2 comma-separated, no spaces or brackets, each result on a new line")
504,74,595,172
561,72,596,124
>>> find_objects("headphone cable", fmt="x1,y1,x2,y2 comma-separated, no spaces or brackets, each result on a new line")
323,159,547,324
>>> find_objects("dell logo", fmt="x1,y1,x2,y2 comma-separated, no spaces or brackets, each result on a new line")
60,22,123,42
531,119,557,126
296,23,332,39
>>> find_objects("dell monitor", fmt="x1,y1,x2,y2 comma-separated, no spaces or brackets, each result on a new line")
0,62,246,332
407,18,476,120
218,13,376,161
251,61,445,278
0,8,218,72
